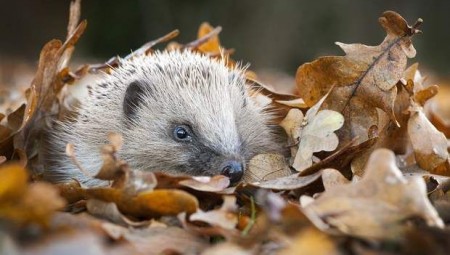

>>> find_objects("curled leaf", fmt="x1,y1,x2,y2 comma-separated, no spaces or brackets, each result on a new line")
281,92,344,172
190,196,238,230
296,11,422,144
408,104,450,176
304,149,444,239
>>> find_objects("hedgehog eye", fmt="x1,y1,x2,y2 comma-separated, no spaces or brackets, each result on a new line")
173,125,192,142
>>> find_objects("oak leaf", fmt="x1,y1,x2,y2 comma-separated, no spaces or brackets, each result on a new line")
179,175,230,192
280,93,344,172
303,149,444,239
296,11,422,145
190,196,238,230
408,103,450,176
244,153,292,182
197,22,222,55
84,188,199,219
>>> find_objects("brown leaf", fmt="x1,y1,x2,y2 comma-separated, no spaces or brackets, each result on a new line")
414,85,439,106
244,153,292,182
408,104,450,176
281,92,344,172
201,242,252,255
0,163,28,202
197,22,222,55
86,199,150,227
298,138,373,177
246,78,306,119
0,156,6,165
6,104,25,131
119,226,207,255
0,163,65,226
429,84,450,137
190,196,238,230
56,181,85,204
84,188,198,218
250,170,322,190
278,228,339,255
321,168,351,190
12,16,87,167
303,149,444,239
296,11,421,145
179,175,230,192
93,133,126,181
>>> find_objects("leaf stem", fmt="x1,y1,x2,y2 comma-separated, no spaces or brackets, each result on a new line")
241,196,256,236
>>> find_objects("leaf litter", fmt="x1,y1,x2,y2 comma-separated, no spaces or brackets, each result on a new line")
0,1,449,254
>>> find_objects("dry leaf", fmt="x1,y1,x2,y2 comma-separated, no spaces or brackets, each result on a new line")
296,11,422,145
121,226,207,255
275,98,308,108
0,163,28,201
250,170,322,190
190,196,238,230
179,175,230,192
84,188,198,218
0,156,6,165
281,92,344,172
321,168,351,190
414,85,439,106
197,22,222,55
86,199,150,227
303,149,444,239
0,163,65,226
6,104,25,131
408,103,450,176
244,153,292,182
278,228,339,255
201,242,252,255
429,84,450,137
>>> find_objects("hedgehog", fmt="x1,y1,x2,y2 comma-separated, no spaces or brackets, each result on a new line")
42,50,281,186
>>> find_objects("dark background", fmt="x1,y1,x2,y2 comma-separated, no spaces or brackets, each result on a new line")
0,0,449,81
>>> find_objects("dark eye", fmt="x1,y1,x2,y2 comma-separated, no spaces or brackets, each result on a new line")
173,125,192,141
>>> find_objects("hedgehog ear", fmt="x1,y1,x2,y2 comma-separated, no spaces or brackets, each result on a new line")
123,80,147,121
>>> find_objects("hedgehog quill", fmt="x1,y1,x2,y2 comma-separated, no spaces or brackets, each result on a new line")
42,51,281,186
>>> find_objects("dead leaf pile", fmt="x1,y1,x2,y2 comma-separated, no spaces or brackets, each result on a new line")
0,1,449,255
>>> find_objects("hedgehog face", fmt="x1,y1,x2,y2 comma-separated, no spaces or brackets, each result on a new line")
118,52,277,184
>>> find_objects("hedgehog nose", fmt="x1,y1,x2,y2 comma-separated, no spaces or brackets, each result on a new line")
221,160,244,184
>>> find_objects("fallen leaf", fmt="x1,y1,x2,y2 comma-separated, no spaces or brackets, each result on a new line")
303,149,444,239
179,175,230,192
0,163,28,202
244,153,292,182
0,163,65,226
201,242,252,255
250,170,322,190
190,196,238,230
197,22,221,55
281,92,344,172
84,188,198,218
408,103,450,176
121,226,207,255
6,104,25,131
429,84,450,137
414,85,439,106
86,199,150,227
278,228,339,255
296,11,422,145
321,168,351,190
0,156,6,164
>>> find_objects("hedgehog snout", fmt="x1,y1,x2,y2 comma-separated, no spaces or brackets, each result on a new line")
220,160,244,185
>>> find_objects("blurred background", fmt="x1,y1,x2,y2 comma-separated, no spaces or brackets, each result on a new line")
0,0,449,89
